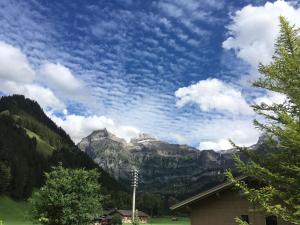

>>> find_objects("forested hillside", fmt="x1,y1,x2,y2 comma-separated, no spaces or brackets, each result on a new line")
0,95,130,209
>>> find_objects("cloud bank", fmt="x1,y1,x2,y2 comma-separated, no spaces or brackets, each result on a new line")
175,78,253,115
48,113,140,144
223,0,300,69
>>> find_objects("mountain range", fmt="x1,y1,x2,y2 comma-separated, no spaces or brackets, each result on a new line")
78,129,241,198
0,94,254,208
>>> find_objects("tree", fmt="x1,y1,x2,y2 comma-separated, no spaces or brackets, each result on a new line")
0,161,11,194
112,214,122,225
137,192,163,216
30,165,103,225
226,17,300,224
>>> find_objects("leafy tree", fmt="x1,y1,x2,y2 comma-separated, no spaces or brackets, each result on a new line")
226,17,300,224
30,165,103,225
112,214,123,225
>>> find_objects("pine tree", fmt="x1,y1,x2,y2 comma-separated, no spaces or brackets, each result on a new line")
0,161,11,194
226,17,300,224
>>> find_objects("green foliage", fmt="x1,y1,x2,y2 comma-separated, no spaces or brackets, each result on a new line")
0,95,74,147
132,210,139,225
234,218,249,225
26,129,54,156
30,165,103,225
104,190,131,210
0,95,128,205
112,214,123,225
0,196,33,225
0,115,47,199
137,192,164,217
0,161,11,194
227,17,300,224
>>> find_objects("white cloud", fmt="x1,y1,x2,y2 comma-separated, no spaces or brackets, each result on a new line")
40,63,84,94
254,91,286,105
156,0,214,36
199,139,232,151
223,0,300,69
175,78,253,115
0,41,35,83
0,41,65,110
0,80,65,110
48,112,140,144
195,118,260,150
0,41,93,111
90,20,118,38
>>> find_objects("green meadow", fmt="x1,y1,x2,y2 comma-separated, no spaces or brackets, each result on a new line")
0,196,33,225
137,217,190,225
0,196,189,225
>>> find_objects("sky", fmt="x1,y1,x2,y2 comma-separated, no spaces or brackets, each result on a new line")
0,0,299,150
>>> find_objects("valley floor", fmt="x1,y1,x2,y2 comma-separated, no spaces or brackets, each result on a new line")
125,217,190,225
0,196,190,225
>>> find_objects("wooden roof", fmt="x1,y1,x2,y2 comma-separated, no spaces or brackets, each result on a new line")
110,209,149,217
170,176,247,211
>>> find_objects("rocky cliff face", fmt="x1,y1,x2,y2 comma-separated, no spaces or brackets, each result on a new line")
78,129,236,197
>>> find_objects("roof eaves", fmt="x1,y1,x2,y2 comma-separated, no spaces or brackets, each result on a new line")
170,176,247,211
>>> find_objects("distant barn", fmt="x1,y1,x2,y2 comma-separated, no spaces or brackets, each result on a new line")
109,209,149,224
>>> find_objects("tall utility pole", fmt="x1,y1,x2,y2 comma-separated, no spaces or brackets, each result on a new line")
131,168,139,223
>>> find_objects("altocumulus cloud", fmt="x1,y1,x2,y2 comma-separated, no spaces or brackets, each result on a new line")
0,41,140,143
189,0,300,150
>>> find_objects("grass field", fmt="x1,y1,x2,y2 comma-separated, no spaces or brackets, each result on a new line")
0,196,189,225
138,217,190,225
0,196,33,225
25,128,54,156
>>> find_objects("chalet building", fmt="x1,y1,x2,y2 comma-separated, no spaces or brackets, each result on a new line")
94,216,112,225
109,209,149,224
170,177,289,225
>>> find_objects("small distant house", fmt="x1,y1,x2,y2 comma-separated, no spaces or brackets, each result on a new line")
94,216,112,225
170,176,290,225
109,209,149,224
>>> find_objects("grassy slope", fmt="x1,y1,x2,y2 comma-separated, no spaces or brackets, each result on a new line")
25,128,54,156
0,196,34,225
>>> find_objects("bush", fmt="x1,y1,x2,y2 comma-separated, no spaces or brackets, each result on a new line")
112,214,122,225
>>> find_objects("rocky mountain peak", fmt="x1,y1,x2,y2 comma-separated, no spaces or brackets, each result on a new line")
91,128,109,137
87,129,126,143
130,133,157,144
77,129,240,196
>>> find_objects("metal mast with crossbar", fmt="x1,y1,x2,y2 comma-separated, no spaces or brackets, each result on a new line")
131,168,139,223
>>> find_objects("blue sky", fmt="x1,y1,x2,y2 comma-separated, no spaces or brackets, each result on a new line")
0,0,299,149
